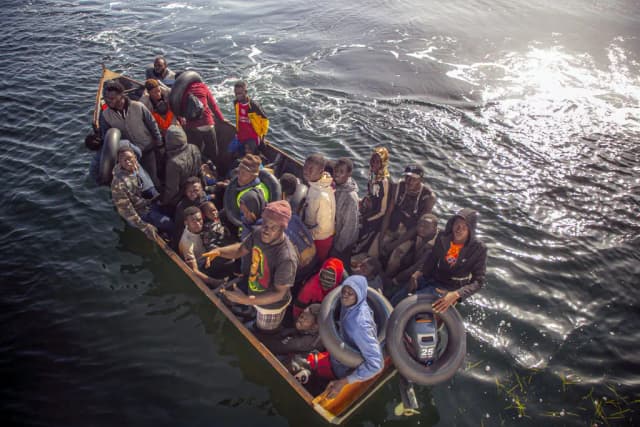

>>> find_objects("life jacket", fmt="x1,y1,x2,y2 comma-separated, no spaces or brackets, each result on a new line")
236,181,271,208
234,98,269,139
152,110,175,134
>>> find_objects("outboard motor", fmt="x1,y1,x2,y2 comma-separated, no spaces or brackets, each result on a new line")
405,313,438,364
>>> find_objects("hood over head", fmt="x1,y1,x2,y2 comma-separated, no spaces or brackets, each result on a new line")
318,257,345,295
338,275,379,356
165,125,188,151
444,207,478,243
239,187,266,220
340,275,369,318
335,176,358,193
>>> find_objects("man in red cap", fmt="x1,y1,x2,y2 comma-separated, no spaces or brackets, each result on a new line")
203,200,299,331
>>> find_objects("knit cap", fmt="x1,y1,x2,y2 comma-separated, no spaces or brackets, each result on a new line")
239,154,261,175
262,200,292,228
145,79,160,91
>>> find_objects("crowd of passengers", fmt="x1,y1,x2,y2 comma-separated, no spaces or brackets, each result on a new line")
101,56,488,397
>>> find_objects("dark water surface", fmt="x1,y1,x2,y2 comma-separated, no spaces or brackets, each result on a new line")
1,0,639,426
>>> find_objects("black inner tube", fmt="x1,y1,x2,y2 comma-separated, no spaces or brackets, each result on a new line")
169,71,203,118
319,286,392,368
386,294,466,386
222,170,282,227
98,128,121,185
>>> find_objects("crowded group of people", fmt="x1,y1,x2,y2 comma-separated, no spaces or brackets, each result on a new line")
101,56,487,397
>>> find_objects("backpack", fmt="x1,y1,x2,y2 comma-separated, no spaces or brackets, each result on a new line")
184,93,204,120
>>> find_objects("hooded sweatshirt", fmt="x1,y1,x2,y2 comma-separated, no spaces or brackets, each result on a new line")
161,125,202,208
334,177,360,252
292,257,345,319
421,208,487,300
331,276,384,383
303,172,336,240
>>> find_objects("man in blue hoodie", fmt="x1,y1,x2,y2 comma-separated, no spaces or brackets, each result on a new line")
325,275,384,398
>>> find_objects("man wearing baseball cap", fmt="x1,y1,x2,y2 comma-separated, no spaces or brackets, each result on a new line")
377,163,437,268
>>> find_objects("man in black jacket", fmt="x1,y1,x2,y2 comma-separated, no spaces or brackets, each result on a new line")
160,125,202,210
392,208,487,312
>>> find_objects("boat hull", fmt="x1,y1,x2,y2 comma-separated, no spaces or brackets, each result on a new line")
91,66,397,424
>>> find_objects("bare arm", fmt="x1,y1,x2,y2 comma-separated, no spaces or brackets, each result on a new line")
186,258,216,285
203,242,248,262
225,283,290,306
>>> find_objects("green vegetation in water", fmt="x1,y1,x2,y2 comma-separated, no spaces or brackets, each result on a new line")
486,368,639,425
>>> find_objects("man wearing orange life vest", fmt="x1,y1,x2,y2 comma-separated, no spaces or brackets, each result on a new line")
233,80,269,155
140,79,176,138
394,208,487,312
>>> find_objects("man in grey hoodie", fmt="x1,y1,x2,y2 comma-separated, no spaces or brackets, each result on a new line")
330,158,359,265
160,125,202,210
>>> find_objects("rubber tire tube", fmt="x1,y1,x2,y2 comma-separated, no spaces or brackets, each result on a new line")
259,168,282,205
288,178,307,214
386,293,466,386
98,128,121,185
169,70,203,118
319,286,393,368
222,169,282,227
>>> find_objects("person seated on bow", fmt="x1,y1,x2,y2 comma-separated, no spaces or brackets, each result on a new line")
145,55,176,83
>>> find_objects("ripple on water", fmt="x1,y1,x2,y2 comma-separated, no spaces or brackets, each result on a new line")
1,0,640,425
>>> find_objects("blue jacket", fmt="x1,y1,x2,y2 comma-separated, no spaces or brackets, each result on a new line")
285,214,317,268
332,276,384,383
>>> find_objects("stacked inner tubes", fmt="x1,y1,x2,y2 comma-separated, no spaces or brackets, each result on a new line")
319,288,467,384
386,294,466,386
288,177,307,215
318,287,393,368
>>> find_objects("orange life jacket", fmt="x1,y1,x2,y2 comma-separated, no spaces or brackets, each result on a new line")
152,110,174,134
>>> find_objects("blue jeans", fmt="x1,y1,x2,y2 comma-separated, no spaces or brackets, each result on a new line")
330,354,349,380
390,278,446,306
142,202,174,234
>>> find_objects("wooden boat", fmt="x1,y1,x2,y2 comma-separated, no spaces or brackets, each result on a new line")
90,66,398,424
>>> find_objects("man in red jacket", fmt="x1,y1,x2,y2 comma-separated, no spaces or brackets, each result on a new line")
292,257,345,319
180,79,225,168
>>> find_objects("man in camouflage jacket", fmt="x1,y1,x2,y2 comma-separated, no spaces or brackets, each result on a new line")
111,146,173,240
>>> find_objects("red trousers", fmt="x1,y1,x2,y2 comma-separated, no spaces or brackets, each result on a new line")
314,235,334,264
307,351,335,380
